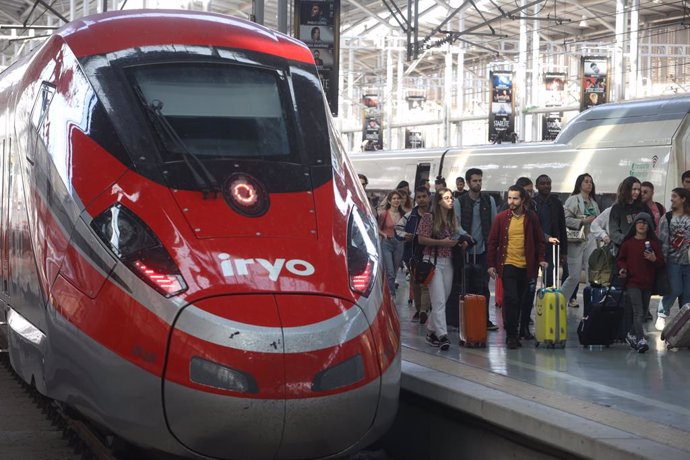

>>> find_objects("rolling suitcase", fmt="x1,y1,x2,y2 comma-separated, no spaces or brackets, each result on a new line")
458,249,487,347
583,284,624,316
534,245,567,348
578,283,625,347
661,304,690,350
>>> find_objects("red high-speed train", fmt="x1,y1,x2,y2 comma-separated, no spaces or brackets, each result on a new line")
0,10,400,459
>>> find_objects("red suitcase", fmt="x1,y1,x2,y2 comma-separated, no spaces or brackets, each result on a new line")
459,249,487,347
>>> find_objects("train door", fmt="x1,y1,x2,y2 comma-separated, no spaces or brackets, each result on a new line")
413,162,431,191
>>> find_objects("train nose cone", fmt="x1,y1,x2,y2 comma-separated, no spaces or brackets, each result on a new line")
162,295,382,460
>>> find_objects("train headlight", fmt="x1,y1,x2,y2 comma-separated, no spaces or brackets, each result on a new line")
91,204,188,297
222,173,269,217
190,357,258,393
347,207,379,297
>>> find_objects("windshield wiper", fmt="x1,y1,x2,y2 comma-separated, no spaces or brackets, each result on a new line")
133,84,220,199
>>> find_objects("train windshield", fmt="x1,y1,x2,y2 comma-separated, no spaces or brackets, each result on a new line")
128,63,294,160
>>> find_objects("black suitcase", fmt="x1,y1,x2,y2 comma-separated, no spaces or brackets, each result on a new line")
583,285,624,316
578,283,626,347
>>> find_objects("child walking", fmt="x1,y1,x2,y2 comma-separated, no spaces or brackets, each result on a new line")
617,213,665,353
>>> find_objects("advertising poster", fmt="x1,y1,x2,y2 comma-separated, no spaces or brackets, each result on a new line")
406,94,426,111
362,94,383,151
542,113,562,141
543,72,566,140
489,71,515,143
294,0,340,115
580,57,608,112
405,129,424,149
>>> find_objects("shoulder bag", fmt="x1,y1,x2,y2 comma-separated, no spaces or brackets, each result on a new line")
412,247,438,286
567,226,586,243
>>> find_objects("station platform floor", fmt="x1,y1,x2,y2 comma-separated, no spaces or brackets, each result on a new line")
396,279,690,460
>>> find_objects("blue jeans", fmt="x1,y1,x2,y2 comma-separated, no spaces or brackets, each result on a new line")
381,237,403,296
659,262,690,317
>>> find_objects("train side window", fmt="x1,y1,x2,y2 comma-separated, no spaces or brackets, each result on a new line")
30,83,56,130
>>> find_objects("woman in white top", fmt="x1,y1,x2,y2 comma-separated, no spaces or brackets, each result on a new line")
561,174,601,307
416,187,461,351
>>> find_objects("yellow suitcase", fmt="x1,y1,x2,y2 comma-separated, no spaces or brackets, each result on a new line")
534,245,567,348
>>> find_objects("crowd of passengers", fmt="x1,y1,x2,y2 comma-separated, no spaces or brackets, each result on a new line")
358,170,690,351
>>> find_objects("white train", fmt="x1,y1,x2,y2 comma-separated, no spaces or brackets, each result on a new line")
350,95,690,208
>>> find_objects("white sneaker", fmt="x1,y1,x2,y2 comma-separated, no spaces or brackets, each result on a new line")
655,316,666,331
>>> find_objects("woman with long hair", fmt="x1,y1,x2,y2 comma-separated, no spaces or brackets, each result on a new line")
397,188,413,213
561,173,601,307
416,187,461,351
609,176,651,253
378,190,405,296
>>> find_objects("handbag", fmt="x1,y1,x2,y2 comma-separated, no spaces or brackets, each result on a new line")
412,247,438,286
566,226,586,243
652,268,671,296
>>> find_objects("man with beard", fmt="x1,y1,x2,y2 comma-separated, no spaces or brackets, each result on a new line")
454,168,499,331
487,186,547,349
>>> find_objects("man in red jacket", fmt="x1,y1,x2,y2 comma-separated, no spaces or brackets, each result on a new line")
487,185,548,349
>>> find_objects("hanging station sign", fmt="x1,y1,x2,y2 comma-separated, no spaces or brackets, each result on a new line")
580,56,609,112
294,0,340,115
489,71,515,143
542,72,566,141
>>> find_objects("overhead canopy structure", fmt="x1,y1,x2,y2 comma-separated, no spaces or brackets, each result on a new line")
1,1,688,74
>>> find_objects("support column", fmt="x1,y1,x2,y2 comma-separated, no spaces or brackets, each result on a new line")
531,3,540,142
444,46,452,146
278,0,288,33
397,48,405,149
613,0,626,101
347,41,355,121
629,0,640,99
253,0,265,25
517,0,528,141
456,49,464,146
385,42,394,149
70,0,76,21
456,14,465,146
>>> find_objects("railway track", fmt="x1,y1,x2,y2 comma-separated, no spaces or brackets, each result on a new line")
0,335,116,460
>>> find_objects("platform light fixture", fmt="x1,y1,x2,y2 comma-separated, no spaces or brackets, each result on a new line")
579,15,589,28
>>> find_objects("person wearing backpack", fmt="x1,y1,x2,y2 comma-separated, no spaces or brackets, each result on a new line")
656,188,690,330
397,186,432,323
453,168,499,331
617,213,665,353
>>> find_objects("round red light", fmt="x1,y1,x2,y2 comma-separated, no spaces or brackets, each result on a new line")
231,181,258,206
222,173,270,217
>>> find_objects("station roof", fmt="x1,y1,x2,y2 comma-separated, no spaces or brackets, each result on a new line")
0,1,687,76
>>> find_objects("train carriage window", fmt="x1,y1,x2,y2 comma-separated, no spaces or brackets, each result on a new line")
30,83,55,130
127,63,295,160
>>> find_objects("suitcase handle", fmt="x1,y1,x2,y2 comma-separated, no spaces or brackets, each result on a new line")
540,242,560,289
460,247,478,297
